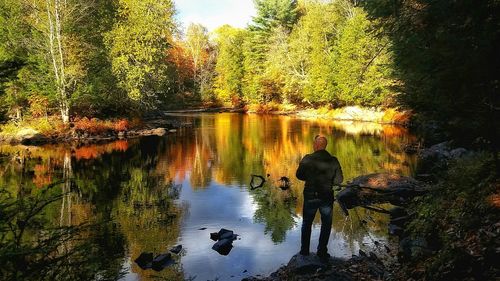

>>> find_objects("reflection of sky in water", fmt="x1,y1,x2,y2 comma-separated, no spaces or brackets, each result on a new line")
115,113,412,280
0,113,414,281
160,113,411,280
177,180,356,280
176,178,387,280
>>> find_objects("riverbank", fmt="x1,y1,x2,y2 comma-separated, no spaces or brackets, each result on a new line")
0,116,188,145
252,105,411,126
0,105,410,145
246,142,499,280
166,104,412,126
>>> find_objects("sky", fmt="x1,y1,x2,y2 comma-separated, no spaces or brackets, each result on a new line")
174,0,256,32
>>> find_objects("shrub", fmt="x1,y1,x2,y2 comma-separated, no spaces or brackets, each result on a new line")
73,117,131,135
113,119,129,132
74,118,109,135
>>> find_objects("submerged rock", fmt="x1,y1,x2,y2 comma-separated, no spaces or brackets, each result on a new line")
212,238,234,255
151,253,175,271
210,228,239,255
135,252,153,269
169,244,182,254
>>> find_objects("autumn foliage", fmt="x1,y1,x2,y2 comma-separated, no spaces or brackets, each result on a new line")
73,118,130,135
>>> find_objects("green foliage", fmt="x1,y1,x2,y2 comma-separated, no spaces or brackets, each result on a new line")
286,1,344,104
331,7,394,106
213,25,246,104
252,0,299,32
211,0,396,108
362,0,500,145
406,153,498,280
105,0,176,108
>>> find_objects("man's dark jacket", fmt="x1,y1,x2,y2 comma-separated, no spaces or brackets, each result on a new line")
296,149,343,201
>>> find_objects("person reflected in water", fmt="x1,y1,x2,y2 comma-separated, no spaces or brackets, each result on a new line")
296,134,343,262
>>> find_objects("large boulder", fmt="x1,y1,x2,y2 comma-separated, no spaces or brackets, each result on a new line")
418,141,469,173
286,254,326,274
15,128,48,144
337,173,425,212
350,173,420,190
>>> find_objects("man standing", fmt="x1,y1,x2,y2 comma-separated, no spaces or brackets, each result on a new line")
296,135,343,262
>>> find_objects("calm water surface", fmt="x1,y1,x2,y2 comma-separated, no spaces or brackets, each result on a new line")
0,113,417,280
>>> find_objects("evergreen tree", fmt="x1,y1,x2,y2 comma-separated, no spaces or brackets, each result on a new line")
213,25,246,104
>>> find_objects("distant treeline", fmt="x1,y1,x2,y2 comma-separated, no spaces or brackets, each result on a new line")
0,0,394,121
1,0,498,145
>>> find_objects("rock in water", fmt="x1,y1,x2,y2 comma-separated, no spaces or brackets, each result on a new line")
211,228,239,255
212,239,234,255
210,232,219,241
151,253,174,271
169,245,182,254
135,252,153,269
218,228,235,240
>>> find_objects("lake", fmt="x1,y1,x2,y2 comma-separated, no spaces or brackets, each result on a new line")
0,113,417,281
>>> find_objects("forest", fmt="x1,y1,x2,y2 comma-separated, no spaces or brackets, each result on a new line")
1,0,498,146
0,0,396,118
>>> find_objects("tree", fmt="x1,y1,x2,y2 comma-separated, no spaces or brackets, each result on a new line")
105,0,176,108
286,0,344,104
213,25,246,104
184,23,215,103
362,0,500,146
331,6,394,106
185,24,208,89
252,0,299,33
241,0,299,104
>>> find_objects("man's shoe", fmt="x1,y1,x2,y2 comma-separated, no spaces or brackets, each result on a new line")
317,252,331,263
299,250,310,256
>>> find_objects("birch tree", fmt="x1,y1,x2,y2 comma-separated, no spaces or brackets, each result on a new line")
185,24,210,91
24,0,91,123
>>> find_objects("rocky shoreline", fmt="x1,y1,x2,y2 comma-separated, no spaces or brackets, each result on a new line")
244,252,389,281
0,106,410,146
0,117,190,145
165,105,412,126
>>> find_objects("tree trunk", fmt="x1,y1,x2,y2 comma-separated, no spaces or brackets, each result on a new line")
46,0,70,124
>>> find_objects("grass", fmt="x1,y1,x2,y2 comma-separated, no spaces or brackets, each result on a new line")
0,116,133,138
0,117,67,136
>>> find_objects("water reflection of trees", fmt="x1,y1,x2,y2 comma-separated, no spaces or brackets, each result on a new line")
0,114,418,278
0,138,185,280
159,113,416,245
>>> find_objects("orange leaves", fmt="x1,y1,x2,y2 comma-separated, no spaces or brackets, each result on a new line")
33,164,52,188
487,193,500,208
73,117,109,134
74,140,129,160
73,117,130,134
167,42,194,84
382,109,412,125
113,119,129,132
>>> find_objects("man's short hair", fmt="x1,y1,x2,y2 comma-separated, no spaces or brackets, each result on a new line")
314,134,327,148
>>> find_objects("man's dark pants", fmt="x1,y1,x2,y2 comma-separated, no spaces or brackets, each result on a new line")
301,197,333,255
